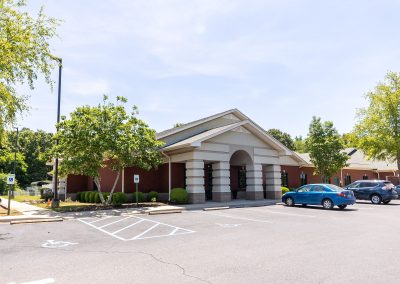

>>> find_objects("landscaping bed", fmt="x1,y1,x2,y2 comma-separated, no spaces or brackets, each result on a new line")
33,200,166,213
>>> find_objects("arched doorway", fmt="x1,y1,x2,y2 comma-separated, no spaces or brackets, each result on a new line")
229,150,253,199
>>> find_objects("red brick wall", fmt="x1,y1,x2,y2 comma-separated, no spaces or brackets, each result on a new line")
66,175,91,193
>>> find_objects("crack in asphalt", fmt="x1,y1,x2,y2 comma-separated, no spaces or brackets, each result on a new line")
136,250,212,284
7,244,212,284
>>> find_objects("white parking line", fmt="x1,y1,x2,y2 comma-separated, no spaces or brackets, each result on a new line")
78,216,195,241
111,219,144,234
131,223,159,240
87,216,114,224
98,216,132,229
198,211,272,223
78,218,126,241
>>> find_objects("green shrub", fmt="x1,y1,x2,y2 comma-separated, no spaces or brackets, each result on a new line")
170,188,188,204
102,192,110,203
112,192,128,206
90,191,98,203
147,191,158,202
84,191,92,203
76,192,82,202
93,192,101,203
281,186,290,195
132,191,145,203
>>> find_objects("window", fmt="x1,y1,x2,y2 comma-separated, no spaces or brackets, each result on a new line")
345,174,351,186
239,166,246,189
297,185,312,192
281,171,288,187
300,172,307,186
311,185,325,192
362,174,368,180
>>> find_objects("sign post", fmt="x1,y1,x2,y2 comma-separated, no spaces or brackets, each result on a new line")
6,174,15,215
134,175,140,207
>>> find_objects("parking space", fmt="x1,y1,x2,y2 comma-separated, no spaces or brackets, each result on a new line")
78,215,195,241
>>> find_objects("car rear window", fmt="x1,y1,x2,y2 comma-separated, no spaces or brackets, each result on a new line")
383,182,395,189
325,184,343,191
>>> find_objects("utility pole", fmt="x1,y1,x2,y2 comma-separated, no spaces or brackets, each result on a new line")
52,58,62,208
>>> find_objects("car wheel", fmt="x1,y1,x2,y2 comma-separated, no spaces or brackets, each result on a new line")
370,194,382,204
322,199,334,210
301,204,307,207
383,200,391,204
338,204,347,210
285,197,295,207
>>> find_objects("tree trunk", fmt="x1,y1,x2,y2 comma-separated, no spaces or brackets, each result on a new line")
107,170,121,205
94,176,106,205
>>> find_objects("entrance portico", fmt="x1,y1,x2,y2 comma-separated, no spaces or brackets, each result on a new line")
159,109,301,203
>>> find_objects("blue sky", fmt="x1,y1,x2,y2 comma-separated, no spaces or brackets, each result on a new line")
18,0,400,137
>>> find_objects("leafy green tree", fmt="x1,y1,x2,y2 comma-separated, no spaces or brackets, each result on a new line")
353,71,400,170
0,135,27,188
342,133,357,148
52,96,164,205
0,0,60,142
173,122,184,128
6,128,52,187
294,136,307,153
266,128,295,150
305,117,348,182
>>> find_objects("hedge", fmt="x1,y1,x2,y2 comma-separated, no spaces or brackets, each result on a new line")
112,192,128,206
147,191,158,202
132,191,145,203
170,188,188,204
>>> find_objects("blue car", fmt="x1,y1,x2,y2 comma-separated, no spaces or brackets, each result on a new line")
282,184,356,210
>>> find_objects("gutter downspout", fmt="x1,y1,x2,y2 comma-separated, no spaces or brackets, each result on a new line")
161,151,171,202
122,167,125,193
340,169,343,187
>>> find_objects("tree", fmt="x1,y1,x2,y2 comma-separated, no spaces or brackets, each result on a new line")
52,96,164,205
173,122,184,128
266,128,295,150
6,128,53,187
0,0,60,141
353,71,400,171
0,134,27,188
294,136,307,153
305,117,348,182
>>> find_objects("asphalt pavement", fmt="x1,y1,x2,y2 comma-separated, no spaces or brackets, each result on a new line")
1,200,400,284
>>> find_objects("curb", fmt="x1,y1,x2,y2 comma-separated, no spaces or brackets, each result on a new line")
0,216,54,223
10,218,63,225
203,206,229,211
148,209,183,215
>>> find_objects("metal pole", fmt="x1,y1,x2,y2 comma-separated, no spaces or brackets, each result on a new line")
135,183,138,207
7,127,18,215
7,184,11,215
52,58,62,208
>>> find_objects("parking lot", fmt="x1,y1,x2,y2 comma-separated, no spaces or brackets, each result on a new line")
1,200,400,284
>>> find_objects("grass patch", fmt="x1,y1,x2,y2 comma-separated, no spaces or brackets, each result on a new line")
0,206,21,216
34,201,97,212
1,195,42,202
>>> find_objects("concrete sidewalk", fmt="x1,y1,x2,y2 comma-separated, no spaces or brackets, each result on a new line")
0,198,53,223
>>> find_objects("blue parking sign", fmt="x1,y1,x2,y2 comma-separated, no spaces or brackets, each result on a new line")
7,174,15,185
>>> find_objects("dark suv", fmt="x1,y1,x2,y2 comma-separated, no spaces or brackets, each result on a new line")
345,180,398,204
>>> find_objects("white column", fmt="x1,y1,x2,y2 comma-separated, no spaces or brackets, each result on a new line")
246,163,264,200
265,164,281,199
212,162,231,202
185,160,205,203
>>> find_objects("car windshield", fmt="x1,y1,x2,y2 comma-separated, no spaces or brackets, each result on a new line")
325,184,344,192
